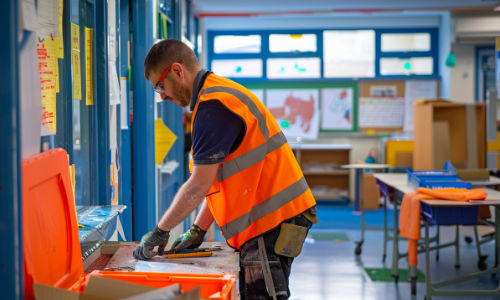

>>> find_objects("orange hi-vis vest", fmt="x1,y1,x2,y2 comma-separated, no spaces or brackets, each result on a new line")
191,73,316,250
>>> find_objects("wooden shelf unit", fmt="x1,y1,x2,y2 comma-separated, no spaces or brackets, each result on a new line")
290,144,352,203
413,100,486,170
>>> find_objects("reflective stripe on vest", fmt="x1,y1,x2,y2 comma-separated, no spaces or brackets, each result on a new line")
201,86,269,140
216,131,287,182
221,176,309,240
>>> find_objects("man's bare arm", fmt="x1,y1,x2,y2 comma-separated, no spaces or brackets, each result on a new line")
194,200,215,230
157,163,219,231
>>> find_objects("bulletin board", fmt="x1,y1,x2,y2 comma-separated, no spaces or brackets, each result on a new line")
243,81,359,134
359,81,406,133
359,79,440,133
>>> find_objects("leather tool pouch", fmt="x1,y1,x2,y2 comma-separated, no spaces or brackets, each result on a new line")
303,210,318,224
274,223,308,258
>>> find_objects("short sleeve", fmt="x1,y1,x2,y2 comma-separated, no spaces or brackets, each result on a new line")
192,100,245,165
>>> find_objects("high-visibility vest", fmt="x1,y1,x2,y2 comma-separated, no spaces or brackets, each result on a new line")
191,73,316,250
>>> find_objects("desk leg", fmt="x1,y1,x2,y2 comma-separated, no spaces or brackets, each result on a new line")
354,169,361,211
454,225,460,269
383,193,388,263
391,190,401,282
496,206,500,269
424,221,432,300
355,169,364,255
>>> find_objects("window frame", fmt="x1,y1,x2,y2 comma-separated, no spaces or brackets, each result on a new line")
375,28,439,78
207,27,439,82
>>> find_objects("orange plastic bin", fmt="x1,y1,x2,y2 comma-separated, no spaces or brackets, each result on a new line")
22,148,236,300
73,271,236,300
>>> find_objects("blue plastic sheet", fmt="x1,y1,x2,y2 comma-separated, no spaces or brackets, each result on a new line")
77,205,126,259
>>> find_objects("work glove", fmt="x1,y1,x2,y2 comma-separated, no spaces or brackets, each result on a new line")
170,224,207,253
133,226,170,260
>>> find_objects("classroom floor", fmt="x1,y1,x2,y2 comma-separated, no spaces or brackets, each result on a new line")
288,204,500,300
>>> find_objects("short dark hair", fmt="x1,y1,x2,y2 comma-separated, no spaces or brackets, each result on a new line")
144,39,200,80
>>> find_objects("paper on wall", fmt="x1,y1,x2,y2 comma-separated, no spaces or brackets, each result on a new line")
404,80,438,132
109,62,121,105
359,97,404,128
321,88,354,131
155,118,177,164
71,23,82,100
85,27,94,106
37,0,59,38
20,33,41,158
266,89,320,140
37,36,58,136
21,0,39,32
120,78,128,129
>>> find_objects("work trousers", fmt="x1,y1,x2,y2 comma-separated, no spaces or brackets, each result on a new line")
238,213,313,300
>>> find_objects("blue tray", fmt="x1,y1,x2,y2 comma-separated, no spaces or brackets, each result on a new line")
421,202,478,225
407,170,455,182
415,180,472,189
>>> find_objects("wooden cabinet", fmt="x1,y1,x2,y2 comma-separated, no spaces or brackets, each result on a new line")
413,100,486,170
291,144,351,203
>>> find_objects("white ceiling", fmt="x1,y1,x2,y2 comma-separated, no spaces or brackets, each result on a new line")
192,0,500,15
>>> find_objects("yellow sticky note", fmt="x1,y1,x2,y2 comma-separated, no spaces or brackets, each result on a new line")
71,23,82,100
85,27,94,106
155,118,177,164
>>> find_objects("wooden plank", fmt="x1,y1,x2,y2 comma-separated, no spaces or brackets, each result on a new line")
413,103,434,170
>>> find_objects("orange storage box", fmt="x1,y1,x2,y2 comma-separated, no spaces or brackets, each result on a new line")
72,271,236,299
22,148,236,300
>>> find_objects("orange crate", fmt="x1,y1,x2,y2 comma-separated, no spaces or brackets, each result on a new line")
22,149,236,300
72,271,236,300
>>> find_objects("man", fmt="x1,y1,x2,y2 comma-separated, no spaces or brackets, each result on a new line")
133,39,317,300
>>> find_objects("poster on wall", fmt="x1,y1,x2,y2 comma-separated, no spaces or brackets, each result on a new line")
404,80,438,132
359,97,405,128
320,88,354,131
266,89,320,140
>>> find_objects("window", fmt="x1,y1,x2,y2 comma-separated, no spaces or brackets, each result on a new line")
381,33,431,52
323,30,375,78
380,57,433,76
208,28,438,80
269,34,317,53
214,35,261,54
267,58,320,79
377,29,437,77
212,59,263,77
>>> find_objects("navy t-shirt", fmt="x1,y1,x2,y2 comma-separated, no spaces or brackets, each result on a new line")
192,100,245,165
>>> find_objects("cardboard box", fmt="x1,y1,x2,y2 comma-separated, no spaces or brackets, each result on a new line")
363,173,380,210
34,277,200,300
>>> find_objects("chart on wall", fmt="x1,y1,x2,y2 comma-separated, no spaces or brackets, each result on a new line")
266,89,320,140
320,88,354,131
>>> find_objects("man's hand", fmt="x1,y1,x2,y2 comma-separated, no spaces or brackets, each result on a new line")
170,224,206,253
133,226,170,260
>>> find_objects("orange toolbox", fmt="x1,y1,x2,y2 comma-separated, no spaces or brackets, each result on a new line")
22,149,236,300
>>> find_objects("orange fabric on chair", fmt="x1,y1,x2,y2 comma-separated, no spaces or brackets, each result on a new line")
399,188,487,267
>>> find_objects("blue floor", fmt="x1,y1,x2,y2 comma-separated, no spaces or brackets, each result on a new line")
288,204,500,300
313,203,394,230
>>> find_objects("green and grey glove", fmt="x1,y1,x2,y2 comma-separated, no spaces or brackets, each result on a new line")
133,226,170,260
169,224,207,253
